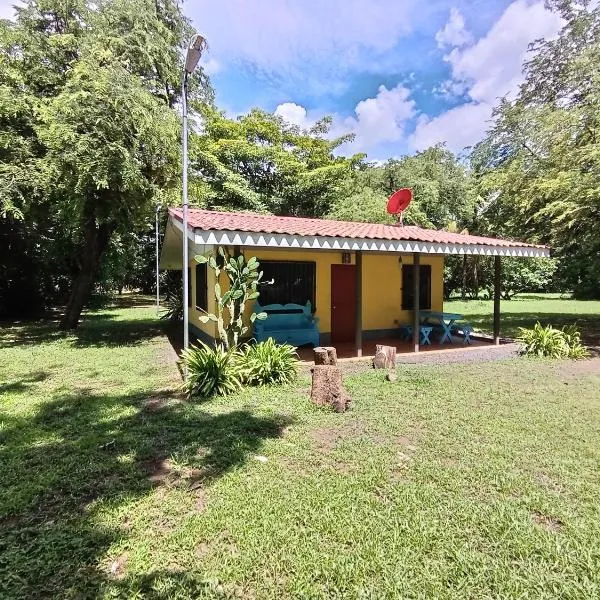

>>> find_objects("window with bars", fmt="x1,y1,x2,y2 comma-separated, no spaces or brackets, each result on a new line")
401,265,432,310
195,263,207,311
258,260,316,309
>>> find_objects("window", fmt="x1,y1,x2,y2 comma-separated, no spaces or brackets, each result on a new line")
258,261,316,308
402,265,432,310
195,263,208,311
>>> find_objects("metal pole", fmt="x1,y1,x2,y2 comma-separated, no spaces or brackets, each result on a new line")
493,255,501,345
182,72,190,356
413,252,420,353
155,206,160,316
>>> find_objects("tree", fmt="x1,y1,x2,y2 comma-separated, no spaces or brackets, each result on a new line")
472,0,600,297
329,146,478,229
0,0,212,327
189,107,362,217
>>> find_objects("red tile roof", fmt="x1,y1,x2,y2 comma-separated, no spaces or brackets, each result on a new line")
170,208,546,250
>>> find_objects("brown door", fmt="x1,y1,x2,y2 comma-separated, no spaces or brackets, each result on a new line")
331,265,356,343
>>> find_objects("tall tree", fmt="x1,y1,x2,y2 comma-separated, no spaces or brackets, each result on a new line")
472,0,600,297
0,0,211,326
329,146,478,229
189,107,362,217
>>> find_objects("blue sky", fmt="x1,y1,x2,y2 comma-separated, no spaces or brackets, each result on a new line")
185,0,562,160
0,0,563,160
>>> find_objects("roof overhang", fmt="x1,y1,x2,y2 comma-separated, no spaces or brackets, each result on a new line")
170,216,550,258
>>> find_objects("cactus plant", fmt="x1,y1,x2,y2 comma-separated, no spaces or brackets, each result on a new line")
195,247,267,349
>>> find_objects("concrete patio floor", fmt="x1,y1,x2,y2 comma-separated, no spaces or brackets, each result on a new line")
296,334,499,363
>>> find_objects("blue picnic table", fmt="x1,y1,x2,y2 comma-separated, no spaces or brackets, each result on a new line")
419,311,464,345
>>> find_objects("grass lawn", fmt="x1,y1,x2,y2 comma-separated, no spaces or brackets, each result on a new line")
446,293,600,349
2,298,600,598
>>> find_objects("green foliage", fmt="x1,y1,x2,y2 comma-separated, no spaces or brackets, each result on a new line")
242,339,298,386
517,322,589,359
196,247,267,349
159,279,183,324
189,106,362,217
472,2,600,297
496,258,558,300
180,342,246,398
0,0,212,323
335,147,478,229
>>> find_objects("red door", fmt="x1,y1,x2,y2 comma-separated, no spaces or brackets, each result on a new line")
331,265,356,343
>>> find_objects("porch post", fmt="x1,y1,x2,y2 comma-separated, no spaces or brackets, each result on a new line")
493,255,501,345
413,252,420,353
355,250,363,357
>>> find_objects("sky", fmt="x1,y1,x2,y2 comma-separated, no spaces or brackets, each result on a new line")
0,0,563,161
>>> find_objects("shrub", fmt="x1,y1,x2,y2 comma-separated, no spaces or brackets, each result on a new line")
180,343,246,398
242,339,298,386
517,322,589,359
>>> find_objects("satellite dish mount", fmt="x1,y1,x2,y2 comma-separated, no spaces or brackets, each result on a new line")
386,188,413,226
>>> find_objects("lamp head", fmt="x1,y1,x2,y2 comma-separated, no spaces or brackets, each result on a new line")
185,34,207,74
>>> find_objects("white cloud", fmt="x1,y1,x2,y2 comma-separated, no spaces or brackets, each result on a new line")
435,7,471,49
411,103,492,153
187,0,433,93
202,57,221,76
274,102,314,129
412,0,562,152
341,84,416,151
445,0,562,105
274,84,416,155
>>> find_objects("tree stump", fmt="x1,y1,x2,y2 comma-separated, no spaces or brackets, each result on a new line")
310,365,352,412
373,345,396,369
313,346,338,366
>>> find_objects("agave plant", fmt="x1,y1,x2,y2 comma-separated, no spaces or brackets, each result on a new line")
242,339,298,386
180,342,247,398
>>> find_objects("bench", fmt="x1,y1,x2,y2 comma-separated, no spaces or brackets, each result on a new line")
398,325,434,345
253,301,320,347
451,323,474,345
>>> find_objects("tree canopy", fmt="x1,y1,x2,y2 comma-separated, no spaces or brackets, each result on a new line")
189,107,363,217
473,0,600,297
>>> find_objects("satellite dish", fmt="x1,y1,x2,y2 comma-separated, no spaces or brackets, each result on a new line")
386,188,413,225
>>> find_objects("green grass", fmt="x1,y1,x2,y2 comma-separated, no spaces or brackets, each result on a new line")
2,297,600,598
446,293,600,347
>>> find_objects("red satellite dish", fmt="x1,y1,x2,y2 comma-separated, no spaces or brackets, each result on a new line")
387,188,413,215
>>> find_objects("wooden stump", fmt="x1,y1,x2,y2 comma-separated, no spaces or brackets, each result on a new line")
373,345,396,369
313,346,338,366
310,365,352,412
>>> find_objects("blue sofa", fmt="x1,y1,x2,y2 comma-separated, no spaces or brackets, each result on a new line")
253,301,320,347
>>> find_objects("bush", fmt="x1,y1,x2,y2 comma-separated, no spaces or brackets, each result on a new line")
180,343,246,398
517,322,589,359
242,339,298,386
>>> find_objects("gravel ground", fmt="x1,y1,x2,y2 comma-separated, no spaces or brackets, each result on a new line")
395,343,520,364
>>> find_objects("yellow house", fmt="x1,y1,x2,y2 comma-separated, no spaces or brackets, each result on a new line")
160,208,549,355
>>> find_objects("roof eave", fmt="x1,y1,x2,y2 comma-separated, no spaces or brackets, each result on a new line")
168,216,550,258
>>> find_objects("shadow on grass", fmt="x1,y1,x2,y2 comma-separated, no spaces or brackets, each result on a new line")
0,389,292,598
0,315,165,349
0,371,49,394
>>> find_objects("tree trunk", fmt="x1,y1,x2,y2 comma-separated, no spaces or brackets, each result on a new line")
310,365,352,412
59,214,115,330
373,345,396,369
313,346,338,365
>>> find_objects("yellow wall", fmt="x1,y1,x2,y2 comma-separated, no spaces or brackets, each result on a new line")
188,247,444,338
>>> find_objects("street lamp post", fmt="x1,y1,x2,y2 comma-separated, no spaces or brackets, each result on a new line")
182,34,206,359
